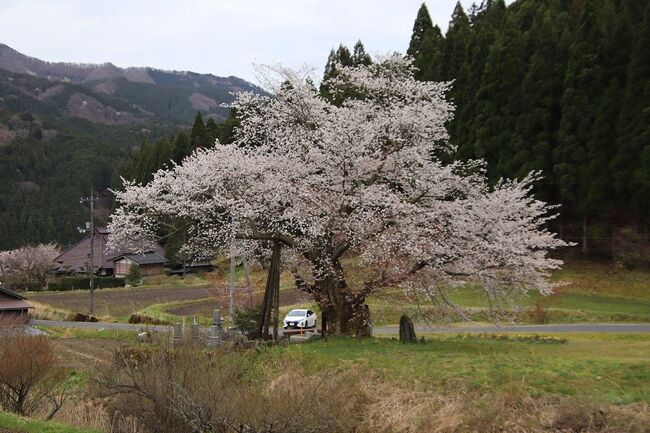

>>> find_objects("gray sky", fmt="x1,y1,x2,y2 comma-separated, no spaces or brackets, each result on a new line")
0,0,494,83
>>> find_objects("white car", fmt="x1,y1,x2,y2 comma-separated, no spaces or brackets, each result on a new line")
283,309,317,329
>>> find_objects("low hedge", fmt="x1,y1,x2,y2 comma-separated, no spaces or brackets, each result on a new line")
48,276,125,291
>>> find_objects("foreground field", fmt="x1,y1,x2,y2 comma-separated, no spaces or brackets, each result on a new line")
27,261,650,327
2,328,645,433
43,329,650,404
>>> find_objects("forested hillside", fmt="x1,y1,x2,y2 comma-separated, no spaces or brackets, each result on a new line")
0,45,260,250
404,0,650,260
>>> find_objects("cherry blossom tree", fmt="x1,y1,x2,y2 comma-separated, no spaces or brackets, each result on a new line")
0,244,60,290
109,55,567,335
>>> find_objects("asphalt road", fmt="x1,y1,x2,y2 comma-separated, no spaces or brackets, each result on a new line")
33,320,650,334
373,323,650,334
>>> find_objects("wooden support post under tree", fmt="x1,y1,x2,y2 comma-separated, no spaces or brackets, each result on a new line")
258,241,281,340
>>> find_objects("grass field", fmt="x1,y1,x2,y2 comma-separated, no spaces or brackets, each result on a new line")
26,261,650,326
40,328,650,405
273,333,650,404
0,411,99,433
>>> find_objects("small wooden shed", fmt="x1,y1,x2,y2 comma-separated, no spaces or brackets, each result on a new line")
111,252,168,278
0,287,32,324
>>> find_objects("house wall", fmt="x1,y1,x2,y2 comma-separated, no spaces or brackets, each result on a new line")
113,258,133,278
114,261,165,278
141,264,164,276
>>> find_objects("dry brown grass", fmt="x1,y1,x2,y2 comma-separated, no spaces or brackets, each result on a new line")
28,301,72,321
47,399,142,433
357,381,650,433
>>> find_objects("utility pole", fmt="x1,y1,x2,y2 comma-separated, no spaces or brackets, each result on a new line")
80,190,97,315
229,241,236,319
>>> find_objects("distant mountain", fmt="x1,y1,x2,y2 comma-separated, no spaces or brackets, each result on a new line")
0,43,261,250
0,43,261,125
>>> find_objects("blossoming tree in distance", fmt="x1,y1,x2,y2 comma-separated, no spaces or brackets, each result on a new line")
109,55,567,336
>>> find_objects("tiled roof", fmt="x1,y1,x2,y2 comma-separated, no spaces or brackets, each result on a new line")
53,227,165,273
0,299,32,311
0,287,32,311
112,252,168,265
0,286,26,300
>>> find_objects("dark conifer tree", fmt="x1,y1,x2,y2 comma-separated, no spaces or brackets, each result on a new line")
352,40,372,66
407,4,435,57
171,131,191,163
218,108,240,144
190,112,208,151
205,117,219,146
321,42,372,104
407,4,444,81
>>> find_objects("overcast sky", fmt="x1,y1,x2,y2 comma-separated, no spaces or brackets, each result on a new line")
0,1,502,83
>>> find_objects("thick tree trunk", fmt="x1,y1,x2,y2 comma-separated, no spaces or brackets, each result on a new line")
313,261,372,337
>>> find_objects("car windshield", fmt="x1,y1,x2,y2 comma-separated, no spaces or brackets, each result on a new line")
288,310,307,317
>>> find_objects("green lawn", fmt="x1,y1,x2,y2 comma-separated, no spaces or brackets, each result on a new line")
0,411,99,433
274,333,650,404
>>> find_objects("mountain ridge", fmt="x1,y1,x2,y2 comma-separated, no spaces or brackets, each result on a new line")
0,43,261,125
0,42,254,88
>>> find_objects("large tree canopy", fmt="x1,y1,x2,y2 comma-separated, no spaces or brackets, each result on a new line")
109,56,566,334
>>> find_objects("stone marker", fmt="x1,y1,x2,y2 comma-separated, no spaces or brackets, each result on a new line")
399,315,417,343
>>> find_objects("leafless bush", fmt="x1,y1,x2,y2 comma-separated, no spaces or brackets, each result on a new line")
93,337,366,433
0,333,69,419
45,398,143,433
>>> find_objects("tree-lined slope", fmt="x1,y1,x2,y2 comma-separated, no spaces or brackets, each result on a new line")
407,0,650,258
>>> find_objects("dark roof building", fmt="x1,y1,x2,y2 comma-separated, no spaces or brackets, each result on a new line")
0,287,32,324
53,227,165,276
111,252,168,278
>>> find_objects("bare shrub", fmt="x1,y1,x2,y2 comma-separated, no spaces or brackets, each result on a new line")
0,333,69,418
94,337,366,433
46,398,143,433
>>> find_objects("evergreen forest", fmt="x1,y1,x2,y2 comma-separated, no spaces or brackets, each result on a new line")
402,0,649,259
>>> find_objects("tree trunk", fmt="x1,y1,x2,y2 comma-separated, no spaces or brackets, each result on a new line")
582,214,588,255
314,260,372,337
